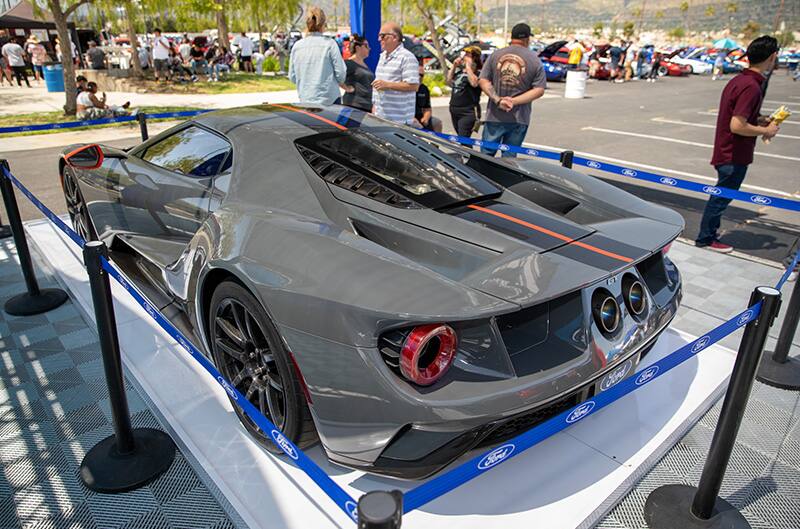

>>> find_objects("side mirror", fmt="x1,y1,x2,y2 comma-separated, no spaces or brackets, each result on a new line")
65,144,104,170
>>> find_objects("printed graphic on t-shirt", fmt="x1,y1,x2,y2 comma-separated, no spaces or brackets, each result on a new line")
497,54,527,94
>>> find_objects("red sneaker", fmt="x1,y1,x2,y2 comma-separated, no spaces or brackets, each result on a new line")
706,241,734,253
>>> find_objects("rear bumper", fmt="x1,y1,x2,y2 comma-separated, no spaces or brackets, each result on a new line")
329,286,680,479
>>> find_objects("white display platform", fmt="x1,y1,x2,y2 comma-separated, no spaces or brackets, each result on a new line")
26,217,738,529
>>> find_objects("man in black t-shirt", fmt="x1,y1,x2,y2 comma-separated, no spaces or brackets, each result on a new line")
414,62,442,132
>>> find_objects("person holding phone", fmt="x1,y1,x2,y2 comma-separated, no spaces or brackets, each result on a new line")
447,45,482,137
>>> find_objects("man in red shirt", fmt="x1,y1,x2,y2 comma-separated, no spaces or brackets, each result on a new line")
696,36,780,253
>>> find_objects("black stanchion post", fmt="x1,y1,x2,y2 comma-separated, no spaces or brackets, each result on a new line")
560,150,574,168
0,159,68,315
358,490,403,529
80,240,175,493
137,112,148,141
644,286,781,529
757,276,800,390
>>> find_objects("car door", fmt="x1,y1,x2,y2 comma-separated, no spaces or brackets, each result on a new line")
115,124,232,268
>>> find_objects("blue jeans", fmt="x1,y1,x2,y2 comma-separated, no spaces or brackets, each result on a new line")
696,164,748,246
480,122,528,157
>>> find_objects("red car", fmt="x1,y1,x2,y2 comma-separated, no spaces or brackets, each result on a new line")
660,50,693,76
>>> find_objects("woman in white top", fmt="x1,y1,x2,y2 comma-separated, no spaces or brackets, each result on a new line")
76,82,132,120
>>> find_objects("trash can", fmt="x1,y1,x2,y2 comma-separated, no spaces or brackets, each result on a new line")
564,70,587,99
43,63,65,93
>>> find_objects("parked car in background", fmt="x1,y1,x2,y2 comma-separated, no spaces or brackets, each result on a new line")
538,40,569,81
668,47,713,75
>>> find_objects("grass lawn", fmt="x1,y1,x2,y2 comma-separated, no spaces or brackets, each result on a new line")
143,73,295,94
0,106,200,138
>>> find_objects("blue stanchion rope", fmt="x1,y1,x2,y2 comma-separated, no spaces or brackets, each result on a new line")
428,131,800,213
402,302,761,513
1,165,84,248
100,257,361,523
0,109,211,135
775,248,800,291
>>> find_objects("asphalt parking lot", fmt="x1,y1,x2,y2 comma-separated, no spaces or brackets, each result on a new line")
437,71,799,264
2,72,798,264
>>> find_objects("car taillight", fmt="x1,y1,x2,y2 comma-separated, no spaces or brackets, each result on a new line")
662,243,672,255
399,324,457,386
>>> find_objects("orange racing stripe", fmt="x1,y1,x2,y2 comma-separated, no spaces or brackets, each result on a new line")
467,204,633,264
270,104,348,131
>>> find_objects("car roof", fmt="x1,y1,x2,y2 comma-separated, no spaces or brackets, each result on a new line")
191,104,396,139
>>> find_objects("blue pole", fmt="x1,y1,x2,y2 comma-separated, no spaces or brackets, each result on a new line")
351,0,381,71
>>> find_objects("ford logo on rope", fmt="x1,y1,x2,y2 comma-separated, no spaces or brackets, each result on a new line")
737,310,754,326
448,135,459,143
750,195,772,205
660,177,677,186
621,169,638,177
600,359,633,391
271,429,299,460
703,186,722,195
345,500,358,522
473,140,483,147
635,366,659,386
691,335,711,353
217,376,238,401
586,160,601,168
526,149,540,156
477,443,515,470
498,144,510,151
566,401,595,423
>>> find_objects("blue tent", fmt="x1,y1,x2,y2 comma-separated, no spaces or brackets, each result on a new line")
350,0,380,70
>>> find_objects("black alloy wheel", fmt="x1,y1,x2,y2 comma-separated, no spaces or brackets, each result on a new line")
209,281,317,453
62,167,96,242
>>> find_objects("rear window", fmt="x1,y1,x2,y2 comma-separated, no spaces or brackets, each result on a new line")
295,129,500,209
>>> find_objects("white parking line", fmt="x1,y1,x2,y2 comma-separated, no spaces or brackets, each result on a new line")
763,100,799,107
521,141,800,198
652,117,800,140
698,110,800,125
581,126,800,161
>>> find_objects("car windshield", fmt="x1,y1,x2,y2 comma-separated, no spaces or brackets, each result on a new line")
298,128,501,209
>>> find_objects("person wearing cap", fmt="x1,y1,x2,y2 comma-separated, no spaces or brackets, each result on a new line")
25,35,49,83
478,23,546,157
695,35,781,254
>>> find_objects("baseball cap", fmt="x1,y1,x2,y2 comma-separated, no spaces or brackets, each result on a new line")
511,23,531,40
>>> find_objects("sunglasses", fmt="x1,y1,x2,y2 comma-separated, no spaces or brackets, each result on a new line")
378,33,397,40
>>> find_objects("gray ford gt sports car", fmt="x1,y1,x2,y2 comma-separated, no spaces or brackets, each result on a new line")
59,104,683,479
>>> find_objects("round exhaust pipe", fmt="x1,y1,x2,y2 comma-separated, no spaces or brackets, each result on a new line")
592,289,621,335
622,274,647,317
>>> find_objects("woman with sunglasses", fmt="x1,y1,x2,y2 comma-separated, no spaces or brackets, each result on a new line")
342,34,374,112
447,46,483,137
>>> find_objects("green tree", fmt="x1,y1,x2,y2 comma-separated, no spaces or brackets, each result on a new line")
243,0,301,53
623,21,635,39
593,22,604,38
741,20,761,40
668,27,686,39
655,10,664,20
705,6,715,17
36,0,94,115
679,1,689,31
387,0,449,70
94,0,145,78
774,30,795,48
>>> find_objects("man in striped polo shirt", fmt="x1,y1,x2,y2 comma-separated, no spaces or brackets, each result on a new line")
372,22,419,124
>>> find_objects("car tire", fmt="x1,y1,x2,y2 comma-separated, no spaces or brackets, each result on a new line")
657,65,668,77
62,166,97,242
209,280,317,454
686,65,693,74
